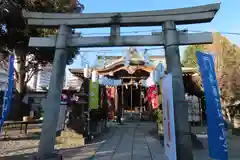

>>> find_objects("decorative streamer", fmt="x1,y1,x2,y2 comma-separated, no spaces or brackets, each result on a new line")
141,80,147,87
84,63,89,78
124,51,130,66
99,76,122,86
153,63,165,83
99,75,104,84
103,55,106,68
143,49,150,65
91,70,98,82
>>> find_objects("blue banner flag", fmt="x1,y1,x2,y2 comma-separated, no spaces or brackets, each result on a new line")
0,55,15,132
196,51,228,160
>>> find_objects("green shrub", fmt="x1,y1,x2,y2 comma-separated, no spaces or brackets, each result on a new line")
153,109,163,123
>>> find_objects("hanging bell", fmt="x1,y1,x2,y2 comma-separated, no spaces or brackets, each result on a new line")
99,75,104,85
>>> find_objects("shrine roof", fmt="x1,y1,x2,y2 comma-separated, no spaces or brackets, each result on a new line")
69,64,197,77
70,51,197,77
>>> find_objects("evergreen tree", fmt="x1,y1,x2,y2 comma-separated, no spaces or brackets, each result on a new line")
0,0,84,120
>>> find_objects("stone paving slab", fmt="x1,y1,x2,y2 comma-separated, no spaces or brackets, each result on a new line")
111,127,134,160
93,122,166,160
94,128,125,160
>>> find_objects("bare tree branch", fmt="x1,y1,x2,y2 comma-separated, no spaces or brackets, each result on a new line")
25,71,34,83
25,68,42,83
0,59,8,71
14,68,19,83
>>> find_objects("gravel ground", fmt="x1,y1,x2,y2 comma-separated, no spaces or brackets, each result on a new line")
0,126,115,160
0,127,86,158
0,128,39,156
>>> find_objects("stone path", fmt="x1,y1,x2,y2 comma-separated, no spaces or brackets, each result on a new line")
1,122,240,160
62,122,167,160
61,122,240,160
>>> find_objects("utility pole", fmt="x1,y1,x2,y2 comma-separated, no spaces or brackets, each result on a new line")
37,24,70,159
163,21,193,160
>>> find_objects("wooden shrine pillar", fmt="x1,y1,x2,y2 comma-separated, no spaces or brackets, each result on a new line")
139,85,143,120
121,85,124,115
130,84,133,118
114,87,119,116
140,85,142,111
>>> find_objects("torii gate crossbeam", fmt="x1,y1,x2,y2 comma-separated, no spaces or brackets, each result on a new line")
23,3,220,160
28,32,213,48
23,3,219,28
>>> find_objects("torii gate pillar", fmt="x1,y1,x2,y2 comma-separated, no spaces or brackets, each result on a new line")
163,21,193,159
37,24,70,159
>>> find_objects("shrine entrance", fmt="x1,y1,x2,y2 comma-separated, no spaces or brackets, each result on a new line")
98,60,151,121
119,80,146,121
23,3,220,159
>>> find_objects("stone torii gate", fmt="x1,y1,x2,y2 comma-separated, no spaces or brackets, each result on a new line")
23,3,220,160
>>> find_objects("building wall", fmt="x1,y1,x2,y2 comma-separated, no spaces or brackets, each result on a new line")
66,72,83,89
27,64,52,91
37,64,52,91
27,72,38,90
22,92,47,104
0,69,8,91
97,56,122,68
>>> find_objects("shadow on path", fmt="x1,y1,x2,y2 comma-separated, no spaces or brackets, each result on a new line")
0,127,117,160
148,128,164,146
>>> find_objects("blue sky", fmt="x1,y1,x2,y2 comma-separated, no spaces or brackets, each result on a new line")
67,0,240,71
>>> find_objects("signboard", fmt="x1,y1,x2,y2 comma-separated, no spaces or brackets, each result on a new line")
196,51,228,160
162,74,177,160
89,81,99,109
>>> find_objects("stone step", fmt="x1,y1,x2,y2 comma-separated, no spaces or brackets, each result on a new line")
56,136,85,146
60,130,84,139
56,130,85,146
232,128,240,136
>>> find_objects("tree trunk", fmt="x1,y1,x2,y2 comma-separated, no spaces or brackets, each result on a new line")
15,47,26,96
225,107,232,122
8,47,29,120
